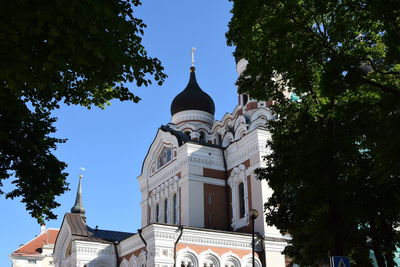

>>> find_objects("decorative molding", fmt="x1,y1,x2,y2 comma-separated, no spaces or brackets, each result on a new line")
128,254,138,267
222,132,234,147
179,234,256,250
228,165,250,230
147,149,225,191
120,258,129,267
234,123,248,141
172,110,214,127
264,239,287,253
225,143,259,171
75,244,114,255
177,247,199,267
220,252,241,267
199,249,221,267
188,174,226,186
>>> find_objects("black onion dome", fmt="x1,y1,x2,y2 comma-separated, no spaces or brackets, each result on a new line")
171,67,215,116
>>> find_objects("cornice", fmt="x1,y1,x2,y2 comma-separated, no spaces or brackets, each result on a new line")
147,147,225,191
172,110,214,127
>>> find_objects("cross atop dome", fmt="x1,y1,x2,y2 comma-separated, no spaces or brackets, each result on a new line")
191,47,196,67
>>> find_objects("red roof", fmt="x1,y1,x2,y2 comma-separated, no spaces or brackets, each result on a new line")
11,229,59,257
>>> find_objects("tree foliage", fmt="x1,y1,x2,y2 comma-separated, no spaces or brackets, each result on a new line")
0,0,166,223
227,0,400,266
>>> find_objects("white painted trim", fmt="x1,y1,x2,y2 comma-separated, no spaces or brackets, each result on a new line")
119,258,128,267
177,247,199,267
172,110,214,126
199,249,221,267
220,252,241,267
188,174,226,186
228,164,250,230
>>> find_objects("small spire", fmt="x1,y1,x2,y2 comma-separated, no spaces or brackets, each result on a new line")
71,171,86,216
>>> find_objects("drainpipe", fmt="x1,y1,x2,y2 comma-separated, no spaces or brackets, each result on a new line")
221,145,232,231
173,225,184,267
138,229,148,266
259,234,266,267
113,241,119,266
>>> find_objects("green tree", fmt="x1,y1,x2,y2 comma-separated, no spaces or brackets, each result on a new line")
227,0,400,266
0,0,166,223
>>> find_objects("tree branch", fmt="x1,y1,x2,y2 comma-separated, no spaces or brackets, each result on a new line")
360,76,400,97
367,59,400,75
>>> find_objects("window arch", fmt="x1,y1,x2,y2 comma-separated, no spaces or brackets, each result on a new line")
199,131,206,143
164,198,168,223
199,251,220,267
227,165,249,229
137,250,146,267
127,255,138,267
220,253,241,267
156,146,172,169
173,193,178,224
177,250,199,267
155,203,160,222
119,259,128,267
222,132,234,147
184,131,191,139
238,182,245,218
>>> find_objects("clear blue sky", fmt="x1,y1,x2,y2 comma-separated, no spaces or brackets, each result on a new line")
1,0,238,264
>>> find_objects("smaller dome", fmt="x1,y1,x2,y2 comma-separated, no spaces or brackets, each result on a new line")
170,67,215,116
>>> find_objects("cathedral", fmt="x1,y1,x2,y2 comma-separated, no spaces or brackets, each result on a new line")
52,57,288,267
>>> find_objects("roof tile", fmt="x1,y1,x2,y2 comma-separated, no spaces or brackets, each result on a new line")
12,229,59,256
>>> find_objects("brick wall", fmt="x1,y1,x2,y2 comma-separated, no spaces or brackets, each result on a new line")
203,184,228,230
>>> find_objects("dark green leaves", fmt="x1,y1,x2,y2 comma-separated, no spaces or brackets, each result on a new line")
228,0,400,265
0,0,166,223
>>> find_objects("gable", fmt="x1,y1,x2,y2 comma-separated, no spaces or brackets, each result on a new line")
53,215,73,265
11,229,59,257
140,126,181,180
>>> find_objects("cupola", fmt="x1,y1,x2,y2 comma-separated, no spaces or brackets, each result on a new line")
170,66,215,126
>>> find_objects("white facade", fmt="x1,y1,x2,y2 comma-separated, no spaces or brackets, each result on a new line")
53,58,289,267
10,227,58,267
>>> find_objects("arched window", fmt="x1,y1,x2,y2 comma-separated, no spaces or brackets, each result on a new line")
200,253,220,267
178,250,198,267
199,131,206,143
173,193,178,224
227,165,249,230
184,131,191,139
164,198,168,223
156,203,160,222
157,146,172,169
238,182,245,218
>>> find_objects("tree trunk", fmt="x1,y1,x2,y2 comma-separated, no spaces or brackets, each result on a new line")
370,221,387,267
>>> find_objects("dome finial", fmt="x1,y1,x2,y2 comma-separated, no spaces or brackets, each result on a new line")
71,168,86,216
